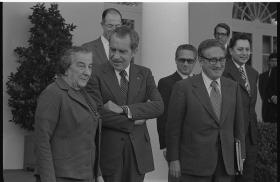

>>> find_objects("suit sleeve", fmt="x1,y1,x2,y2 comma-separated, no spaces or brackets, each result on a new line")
234,84,246,159
157,79,172,149
165,82,186,161
34,88,60,182
86,71,134,133
128,69,164,120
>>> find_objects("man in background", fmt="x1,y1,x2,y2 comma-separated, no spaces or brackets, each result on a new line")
259,52,277,122
82,8,122,65
214,23,231,49
157,44,197,181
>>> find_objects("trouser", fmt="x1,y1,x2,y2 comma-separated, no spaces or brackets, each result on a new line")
179,140,233,182
103,136,145,182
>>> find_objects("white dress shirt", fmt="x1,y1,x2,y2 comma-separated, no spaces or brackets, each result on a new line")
201,70,221,96
101,35,109,60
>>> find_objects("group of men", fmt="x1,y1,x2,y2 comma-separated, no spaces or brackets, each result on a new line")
80,8,275,182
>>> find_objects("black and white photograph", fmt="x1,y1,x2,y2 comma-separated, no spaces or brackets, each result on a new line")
3,2,277,182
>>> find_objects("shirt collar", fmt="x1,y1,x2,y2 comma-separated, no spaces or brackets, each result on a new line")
232,58,245,70
101,35,109,45
176,70,193,79
114,64,130,80
201,70,221,90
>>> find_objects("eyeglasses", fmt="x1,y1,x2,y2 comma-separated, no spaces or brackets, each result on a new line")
176,58,196,64
103,23,122,29
215,32,228,37
200,55,227,65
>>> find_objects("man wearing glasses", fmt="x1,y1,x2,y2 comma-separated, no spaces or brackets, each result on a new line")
156,44,197,181
214,23,231,49
166,39,245,182
82,8,122,65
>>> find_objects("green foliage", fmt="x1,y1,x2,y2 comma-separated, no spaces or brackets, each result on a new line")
255,122,277,182
6,3,76,130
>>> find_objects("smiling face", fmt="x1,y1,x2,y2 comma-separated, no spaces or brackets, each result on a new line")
109,34,135,71
65,52,93,89
200,46,226,80
229,39,251,66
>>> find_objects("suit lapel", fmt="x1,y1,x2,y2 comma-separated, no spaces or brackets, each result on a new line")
101,63,124,104
245,65,255,96
227,60,249,95
192,74,220,124
172,72,183,82
219,77,231,125
95,37,109,63
55,78,91,111
127,64,142,104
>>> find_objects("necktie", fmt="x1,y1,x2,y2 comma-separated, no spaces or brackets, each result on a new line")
210,80,222,120
238,66,250,94
119,70,129,103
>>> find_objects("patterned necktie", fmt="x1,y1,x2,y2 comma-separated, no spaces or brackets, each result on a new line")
210,80,222,120
238,66,250,94
119,70,129,103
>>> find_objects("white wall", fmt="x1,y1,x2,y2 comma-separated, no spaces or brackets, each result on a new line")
142,3,189,182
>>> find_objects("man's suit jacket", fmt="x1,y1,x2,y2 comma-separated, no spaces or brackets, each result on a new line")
35,77,101,182
166,74,245,176
86,62,164,175
223,59,258,144
82,37,108,65
260,67,278,122
157,72,182,149
259,70,270,122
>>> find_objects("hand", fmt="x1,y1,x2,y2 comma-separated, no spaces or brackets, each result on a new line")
97,176,104,182
134,119,146,125
104,100,123,114
271,95,277,104
169,160,181,178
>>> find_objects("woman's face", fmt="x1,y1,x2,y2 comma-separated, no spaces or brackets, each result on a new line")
65,52,92,89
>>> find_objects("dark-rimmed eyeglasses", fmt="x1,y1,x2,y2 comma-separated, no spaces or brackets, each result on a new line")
200,55,227,65
103,23,122,29
176,58,196,64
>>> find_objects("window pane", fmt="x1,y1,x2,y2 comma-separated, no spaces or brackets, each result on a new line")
263,35,271,54
273,37,277,52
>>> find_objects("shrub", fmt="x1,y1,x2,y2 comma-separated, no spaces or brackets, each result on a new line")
6,3,76,130
255,122,277,182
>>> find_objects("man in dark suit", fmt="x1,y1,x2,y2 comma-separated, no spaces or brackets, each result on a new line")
86,26,164,182
258,52,277,122
82,8,122,65
157,44,197,159
223,33,258,182
166,39,245,182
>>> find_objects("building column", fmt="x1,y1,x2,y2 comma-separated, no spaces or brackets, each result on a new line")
141,3,189,181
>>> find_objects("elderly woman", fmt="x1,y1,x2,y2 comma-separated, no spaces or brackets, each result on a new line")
35,46,103,182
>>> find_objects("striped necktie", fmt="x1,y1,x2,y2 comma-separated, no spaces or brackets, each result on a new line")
119,70,129,103
238,66,250,94
210,80,221,120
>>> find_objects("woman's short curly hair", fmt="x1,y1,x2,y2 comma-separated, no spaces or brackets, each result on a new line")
56,46,91,76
